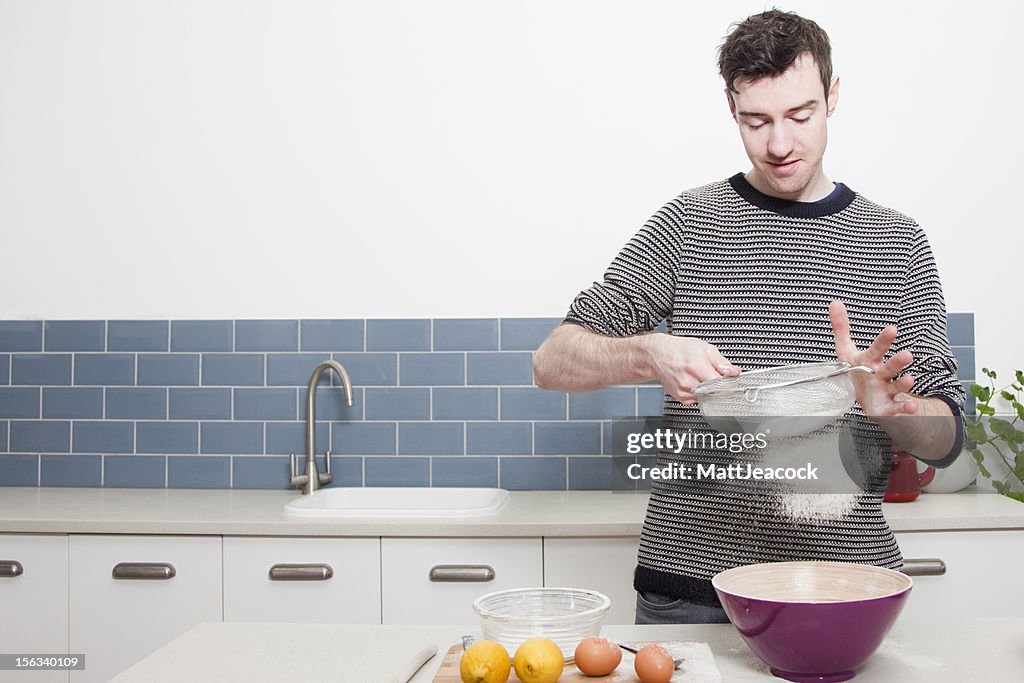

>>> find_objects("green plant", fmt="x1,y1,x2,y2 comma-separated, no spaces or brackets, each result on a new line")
967,368,1024,502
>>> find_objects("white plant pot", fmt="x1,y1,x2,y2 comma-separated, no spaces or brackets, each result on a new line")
921,450,979,494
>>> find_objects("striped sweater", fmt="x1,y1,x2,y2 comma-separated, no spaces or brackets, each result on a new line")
564,173,965,606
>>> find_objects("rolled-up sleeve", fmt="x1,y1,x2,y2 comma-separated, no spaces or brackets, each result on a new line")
564,197,689,337
895,226,966,466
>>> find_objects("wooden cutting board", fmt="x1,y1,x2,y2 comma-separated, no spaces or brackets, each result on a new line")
431,640,722,682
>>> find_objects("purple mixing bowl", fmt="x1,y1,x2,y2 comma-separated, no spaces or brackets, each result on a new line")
712,561,912,683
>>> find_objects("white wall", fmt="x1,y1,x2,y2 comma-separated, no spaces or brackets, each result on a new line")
0,1,1017,379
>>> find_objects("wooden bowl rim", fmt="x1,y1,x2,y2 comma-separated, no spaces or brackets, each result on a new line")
711,560,913,603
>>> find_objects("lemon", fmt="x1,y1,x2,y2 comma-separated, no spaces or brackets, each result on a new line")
459,640,511,683
513,637,564,683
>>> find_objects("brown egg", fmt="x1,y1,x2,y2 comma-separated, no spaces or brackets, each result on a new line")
633,644,674,683
573,636,622,676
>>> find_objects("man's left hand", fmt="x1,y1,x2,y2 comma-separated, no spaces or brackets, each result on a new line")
829,300,920,417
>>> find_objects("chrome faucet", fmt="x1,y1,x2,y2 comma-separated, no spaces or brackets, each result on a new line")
290,360,354,494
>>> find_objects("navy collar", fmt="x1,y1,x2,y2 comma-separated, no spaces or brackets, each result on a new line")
728,172,856,218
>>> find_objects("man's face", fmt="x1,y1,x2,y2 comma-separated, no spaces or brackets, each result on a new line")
728,53,839,201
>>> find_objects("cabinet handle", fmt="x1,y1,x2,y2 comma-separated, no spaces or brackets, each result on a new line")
901,558,947,576
268,563,334,581
112,562,176,580
428,565,496,583
0,560,24,578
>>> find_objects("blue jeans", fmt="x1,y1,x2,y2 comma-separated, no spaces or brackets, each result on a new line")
634,590,731,625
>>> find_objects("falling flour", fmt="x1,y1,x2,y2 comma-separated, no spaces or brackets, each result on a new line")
780,493,858,521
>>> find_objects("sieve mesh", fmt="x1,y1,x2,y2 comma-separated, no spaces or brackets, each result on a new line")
694,362,870,437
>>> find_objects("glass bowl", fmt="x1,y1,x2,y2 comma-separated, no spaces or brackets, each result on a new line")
472,587,611,660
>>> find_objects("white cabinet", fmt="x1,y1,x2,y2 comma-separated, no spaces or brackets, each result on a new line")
895,530,1024,619
5,514,1019,681
223,536,380,624
0,535,69,683
381,537,543,624
68,535,222,683
543,537,639,625
541,532,1024,623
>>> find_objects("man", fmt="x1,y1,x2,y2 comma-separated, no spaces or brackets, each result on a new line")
533,9,964,624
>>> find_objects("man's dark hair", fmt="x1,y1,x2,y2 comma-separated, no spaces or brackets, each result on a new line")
717,9,832,96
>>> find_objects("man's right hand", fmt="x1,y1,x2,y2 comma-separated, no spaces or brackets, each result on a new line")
643,333,740,403
533,323,739,399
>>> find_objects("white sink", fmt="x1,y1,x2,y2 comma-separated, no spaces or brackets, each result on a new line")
283,487,509,518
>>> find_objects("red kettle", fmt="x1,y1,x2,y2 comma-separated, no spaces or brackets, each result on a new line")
884,447,936,502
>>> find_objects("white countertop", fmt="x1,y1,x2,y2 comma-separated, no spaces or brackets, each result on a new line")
111,618,1024,682
1,486,1022,536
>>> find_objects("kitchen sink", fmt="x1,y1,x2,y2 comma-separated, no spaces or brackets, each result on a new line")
283,487,509,518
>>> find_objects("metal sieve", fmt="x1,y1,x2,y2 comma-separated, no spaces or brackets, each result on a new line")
693,361,875,439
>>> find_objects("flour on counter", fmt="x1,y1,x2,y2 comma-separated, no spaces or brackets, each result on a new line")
875,639,941,671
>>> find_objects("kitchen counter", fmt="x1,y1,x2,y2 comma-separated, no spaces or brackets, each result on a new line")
111,618,1024,682
1,486,1023,536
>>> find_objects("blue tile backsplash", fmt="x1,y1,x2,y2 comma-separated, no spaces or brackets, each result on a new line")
0,322,42,351
106,388,167,420
467,352,534,385
108,321,170,352
299,320,364,352
433,319,499,351
72,421,133,453
0,388,41,418
14,354,73,385
138,354,200,386
366,319,431,352
74,354,132,386
0,314,976,490
236,320,299,352
170,320,234,352
44,321,105,352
